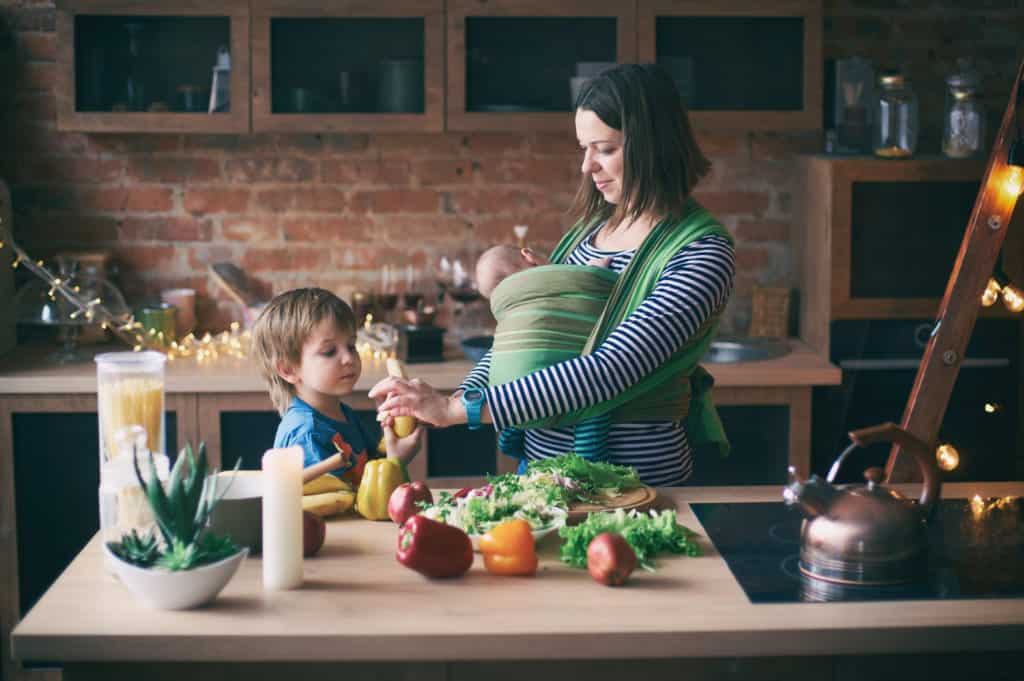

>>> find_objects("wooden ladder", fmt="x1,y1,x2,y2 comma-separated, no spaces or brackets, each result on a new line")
887,58,1024,481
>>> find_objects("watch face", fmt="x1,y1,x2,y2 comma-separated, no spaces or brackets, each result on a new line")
463,389,484,403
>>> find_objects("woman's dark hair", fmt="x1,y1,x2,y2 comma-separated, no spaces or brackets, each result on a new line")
569,63,710,229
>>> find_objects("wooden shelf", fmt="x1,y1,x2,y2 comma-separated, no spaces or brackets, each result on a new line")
796,155,1017,354
56,0,251,134
251,0,444,133
446,0,637,132
638,0,823,131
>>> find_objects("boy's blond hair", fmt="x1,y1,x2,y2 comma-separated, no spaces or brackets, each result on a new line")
251,287,357,415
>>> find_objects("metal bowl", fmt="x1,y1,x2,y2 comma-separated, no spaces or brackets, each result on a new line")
702,336,791,364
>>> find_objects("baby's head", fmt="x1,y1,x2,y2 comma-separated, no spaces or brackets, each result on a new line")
476,245,542,298
251,287,357,415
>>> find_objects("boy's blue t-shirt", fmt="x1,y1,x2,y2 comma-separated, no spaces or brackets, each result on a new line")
273,396,381,475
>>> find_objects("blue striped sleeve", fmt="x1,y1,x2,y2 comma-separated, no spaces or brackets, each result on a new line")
458,349,492,392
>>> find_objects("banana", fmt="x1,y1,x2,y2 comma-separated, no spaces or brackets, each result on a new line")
303,474,351,496
385,358,417,438
302,491,355,518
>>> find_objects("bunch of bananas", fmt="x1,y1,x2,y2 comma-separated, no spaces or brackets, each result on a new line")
302,474,355,518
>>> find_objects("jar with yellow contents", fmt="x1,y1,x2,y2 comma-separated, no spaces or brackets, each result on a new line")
873,73,918,159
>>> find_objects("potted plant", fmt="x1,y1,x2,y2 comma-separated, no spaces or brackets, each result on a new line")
103,442,247,610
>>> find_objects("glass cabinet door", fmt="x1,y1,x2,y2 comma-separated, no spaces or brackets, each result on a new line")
447,0,637,132
638,0,823,131
57,0,250,133
251,0,444,133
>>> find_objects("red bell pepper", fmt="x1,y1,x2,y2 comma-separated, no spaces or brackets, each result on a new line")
396,515,473,579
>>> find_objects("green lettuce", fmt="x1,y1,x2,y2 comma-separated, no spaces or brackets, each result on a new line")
559,508,702,571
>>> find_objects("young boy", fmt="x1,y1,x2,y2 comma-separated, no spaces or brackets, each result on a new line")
251,287,422,483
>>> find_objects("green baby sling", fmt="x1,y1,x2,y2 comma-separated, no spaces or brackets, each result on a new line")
493,197,733,462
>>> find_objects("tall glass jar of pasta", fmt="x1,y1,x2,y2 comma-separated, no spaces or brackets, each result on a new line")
873,73,919,159
95,351,169,568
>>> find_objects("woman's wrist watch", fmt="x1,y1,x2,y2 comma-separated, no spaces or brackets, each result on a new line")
460,388,486,430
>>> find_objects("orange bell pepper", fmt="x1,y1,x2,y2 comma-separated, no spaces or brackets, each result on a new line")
479,519,538,576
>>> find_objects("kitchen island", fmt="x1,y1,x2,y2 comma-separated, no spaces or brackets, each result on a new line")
11,483,1024,681
0,340,841,681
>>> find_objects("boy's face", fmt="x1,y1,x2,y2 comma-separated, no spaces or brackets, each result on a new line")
284,318,361,400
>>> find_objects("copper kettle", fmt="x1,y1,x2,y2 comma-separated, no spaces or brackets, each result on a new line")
783,422,941,586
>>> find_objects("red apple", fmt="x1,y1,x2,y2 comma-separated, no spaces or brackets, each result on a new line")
388,482,434,525
303,510,326,557
586,532,637,586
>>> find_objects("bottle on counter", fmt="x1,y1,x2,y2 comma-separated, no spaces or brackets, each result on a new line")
872,73,918,159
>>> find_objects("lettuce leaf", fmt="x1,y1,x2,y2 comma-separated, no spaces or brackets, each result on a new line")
558,508,702,571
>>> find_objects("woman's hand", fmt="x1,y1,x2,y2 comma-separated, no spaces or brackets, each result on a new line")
369,377,462,428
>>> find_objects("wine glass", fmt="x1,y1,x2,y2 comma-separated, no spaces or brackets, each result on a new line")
376,264,399,324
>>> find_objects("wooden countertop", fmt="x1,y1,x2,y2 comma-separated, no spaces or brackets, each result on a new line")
0,339,840,394
12,483,1024,664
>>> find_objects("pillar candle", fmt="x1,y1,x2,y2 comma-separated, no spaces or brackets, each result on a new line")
261,446,304,590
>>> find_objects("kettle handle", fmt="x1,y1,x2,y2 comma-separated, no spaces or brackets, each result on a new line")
848,422,941,517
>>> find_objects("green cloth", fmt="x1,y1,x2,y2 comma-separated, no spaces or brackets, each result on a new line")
488,264,618,388
541,198,734,458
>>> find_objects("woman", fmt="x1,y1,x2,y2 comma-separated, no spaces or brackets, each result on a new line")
370,64,735,486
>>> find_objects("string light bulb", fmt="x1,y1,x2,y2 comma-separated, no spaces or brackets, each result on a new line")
981,277,1003,306
1001,164,1024,199
936,443,960,472
1002,282,1024,312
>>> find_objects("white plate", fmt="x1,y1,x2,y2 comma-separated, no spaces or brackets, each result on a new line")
467,508,567,552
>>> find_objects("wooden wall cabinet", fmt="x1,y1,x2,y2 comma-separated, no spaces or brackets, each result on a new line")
251,0,444,133
795,155,1015,355
56,0,251,133
446,0,638,132
56,0,823,134
638,0,822,131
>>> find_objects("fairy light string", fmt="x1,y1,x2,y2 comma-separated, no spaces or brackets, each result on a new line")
0,216,251,362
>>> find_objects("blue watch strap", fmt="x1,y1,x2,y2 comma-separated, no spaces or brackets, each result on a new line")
461,389,485,430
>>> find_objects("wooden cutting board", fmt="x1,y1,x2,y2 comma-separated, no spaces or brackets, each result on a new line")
566,485,658,525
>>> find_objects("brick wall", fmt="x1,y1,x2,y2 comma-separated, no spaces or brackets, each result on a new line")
1,1,1023,333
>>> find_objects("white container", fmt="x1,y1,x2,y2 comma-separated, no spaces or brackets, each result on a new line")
96,351,168,570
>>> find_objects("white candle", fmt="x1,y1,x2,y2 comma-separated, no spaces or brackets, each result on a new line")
261,446,304,590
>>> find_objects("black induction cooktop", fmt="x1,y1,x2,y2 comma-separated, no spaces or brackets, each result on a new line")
691,498,1024,603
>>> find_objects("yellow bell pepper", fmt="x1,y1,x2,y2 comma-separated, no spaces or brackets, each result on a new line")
356,458,406,521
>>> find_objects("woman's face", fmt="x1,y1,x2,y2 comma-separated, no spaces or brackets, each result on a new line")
575,108,625,205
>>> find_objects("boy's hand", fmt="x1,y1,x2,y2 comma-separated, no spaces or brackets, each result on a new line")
384,423,425,465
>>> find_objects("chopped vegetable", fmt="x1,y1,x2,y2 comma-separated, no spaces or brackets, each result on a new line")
559,508,702,571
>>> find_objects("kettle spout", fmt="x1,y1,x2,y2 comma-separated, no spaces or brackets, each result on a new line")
783,466,839,520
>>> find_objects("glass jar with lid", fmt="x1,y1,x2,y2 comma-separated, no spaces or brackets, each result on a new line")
942,74,985,159
873,73,918,159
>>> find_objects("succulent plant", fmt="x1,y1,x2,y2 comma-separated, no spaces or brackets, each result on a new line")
107,528,160,567
106,441,241,571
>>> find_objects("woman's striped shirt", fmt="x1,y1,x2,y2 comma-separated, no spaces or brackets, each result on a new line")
460,232,735,486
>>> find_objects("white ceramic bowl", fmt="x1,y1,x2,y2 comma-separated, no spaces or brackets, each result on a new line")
209,471,263,552
468,508,567,552
105,545,248,610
